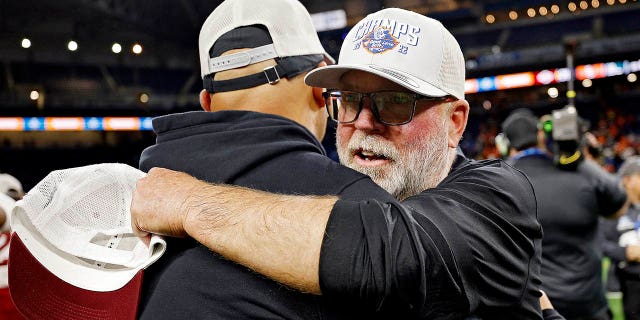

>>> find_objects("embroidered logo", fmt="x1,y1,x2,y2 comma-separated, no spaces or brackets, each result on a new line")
362,27,399,54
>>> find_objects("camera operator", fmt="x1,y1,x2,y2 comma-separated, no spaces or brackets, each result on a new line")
502,108,628,320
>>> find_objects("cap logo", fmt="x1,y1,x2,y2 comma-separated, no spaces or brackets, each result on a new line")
362,27,398,54
352,19,421,55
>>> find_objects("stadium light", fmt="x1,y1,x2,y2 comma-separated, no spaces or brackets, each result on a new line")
568,2,578,11
67,40,78,51
29,90,39,101
551,4,560,13
139,93,149,103
539,6,548,15
112,43,122,54
619,0,627,4
591,0,600,8
580,1,589,9
21,38,31,49
509,11,518,20
485,14,495,24
606,0,615,4
132,43,142,55
527,8,536,17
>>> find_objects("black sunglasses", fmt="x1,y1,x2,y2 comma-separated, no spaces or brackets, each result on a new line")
323,89,451,126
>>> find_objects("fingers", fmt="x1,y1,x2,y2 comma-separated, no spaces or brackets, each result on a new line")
130,167,194,238
131,174,150,238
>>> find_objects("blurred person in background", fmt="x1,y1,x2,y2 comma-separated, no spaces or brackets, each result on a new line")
132,4,546,319
0,173,24,320
0,173,24,231
502,108,628,320
601,156,640,320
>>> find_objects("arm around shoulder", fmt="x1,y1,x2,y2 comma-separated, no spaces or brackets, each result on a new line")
131,167,338,294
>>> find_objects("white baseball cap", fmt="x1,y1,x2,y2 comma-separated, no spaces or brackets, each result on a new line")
305,8,466,100
9,163,166,319
198,0,334,86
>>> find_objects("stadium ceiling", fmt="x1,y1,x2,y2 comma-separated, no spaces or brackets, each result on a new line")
0,0,469,65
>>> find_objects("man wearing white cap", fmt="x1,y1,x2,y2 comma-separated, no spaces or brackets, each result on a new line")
133,5,544,319
0,173,23,319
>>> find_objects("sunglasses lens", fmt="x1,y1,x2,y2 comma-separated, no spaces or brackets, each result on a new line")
372,92,415,125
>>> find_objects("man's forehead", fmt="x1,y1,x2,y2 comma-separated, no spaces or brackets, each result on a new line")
339,70,411,92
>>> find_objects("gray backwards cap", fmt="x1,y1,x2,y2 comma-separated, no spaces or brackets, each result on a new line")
618,156,640,177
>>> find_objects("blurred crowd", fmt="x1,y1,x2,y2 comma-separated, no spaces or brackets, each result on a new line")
471,106,640,173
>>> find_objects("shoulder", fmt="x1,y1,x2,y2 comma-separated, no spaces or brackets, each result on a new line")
439,157,537,211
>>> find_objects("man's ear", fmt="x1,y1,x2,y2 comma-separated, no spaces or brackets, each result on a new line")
199,89,212,112
312,86,325,110
310,61,328,110
448,99,470,148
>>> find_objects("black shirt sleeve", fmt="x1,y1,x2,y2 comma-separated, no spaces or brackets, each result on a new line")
578,160,627,217
542,308,567,320
320,198,469,318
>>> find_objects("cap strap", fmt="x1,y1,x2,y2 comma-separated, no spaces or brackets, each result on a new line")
208,44,278,74
203,54,322,93
57,240,136,267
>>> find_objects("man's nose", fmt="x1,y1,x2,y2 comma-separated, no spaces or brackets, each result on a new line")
353,99,384,132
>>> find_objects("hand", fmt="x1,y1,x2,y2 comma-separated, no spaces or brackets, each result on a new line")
130,167,203,238
626,245,640,262
539,290,554,310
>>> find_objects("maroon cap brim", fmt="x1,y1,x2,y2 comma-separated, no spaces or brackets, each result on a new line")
8,233,143,320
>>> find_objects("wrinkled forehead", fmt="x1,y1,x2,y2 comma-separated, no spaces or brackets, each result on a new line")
338,70,414,93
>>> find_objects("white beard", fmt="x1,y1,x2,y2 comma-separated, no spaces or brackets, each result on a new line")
337,121,452,201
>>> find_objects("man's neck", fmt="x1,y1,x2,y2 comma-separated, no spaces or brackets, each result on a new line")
209,99,323,141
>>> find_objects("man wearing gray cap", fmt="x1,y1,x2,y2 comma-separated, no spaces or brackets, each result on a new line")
602,156,640,320
133,4,544,319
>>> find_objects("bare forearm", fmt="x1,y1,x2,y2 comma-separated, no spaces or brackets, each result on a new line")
183,182,337,294
131,168,338,293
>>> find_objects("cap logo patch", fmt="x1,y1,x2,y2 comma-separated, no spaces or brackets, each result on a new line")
362,27,398,54
352,19,421,55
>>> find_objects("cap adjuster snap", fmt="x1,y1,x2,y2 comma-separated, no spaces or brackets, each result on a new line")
264,65,280,85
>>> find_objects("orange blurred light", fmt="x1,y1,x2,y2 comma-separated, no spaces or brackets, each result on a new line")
527,8,536,17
